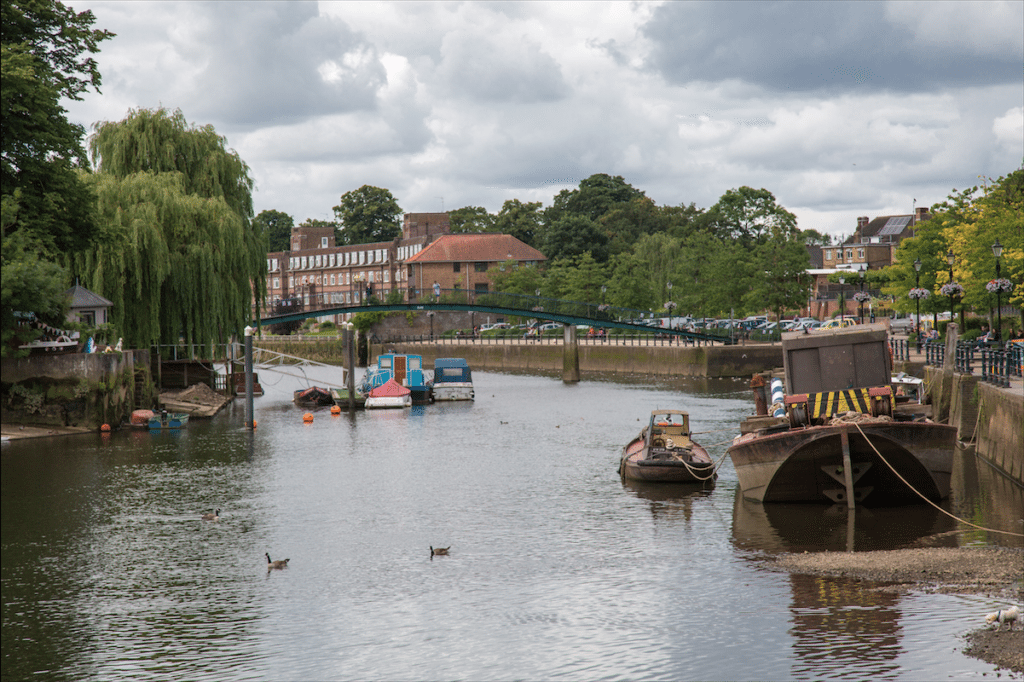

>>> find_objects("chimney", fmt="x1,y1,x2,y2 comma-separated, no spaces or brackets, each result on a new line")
915,207,929,221
857,216,869,230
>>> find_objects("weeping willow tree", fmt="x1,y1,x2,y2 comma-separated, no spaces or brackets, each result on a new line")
71,108,266,352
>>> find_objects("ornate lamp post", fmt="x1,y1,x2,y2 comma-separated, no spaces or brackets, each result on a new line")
913,258,923,352
838,275,845,323
947,249,956,329
992,239,1004,343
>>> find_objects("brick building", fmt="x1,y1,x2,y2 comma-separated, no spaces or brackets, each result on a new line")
404,234,546,299
263,212,544,323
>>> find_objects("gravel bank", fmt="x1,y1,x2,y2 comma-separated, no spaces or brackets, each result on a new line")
769,547,1024,674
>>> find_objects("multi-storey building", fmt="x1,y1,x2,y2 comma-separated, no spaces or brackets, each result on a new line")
263,212,545,324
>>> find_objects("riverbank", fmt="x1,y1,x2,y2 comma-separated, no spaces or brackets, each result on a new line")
770,547,1024,674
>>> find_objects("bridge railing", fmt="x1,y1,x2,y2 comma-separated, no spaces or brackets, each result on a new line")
255,287,665,326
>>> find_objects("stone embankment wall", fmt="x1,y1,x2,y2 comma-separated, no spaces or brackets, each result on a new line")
1,350,152,428
923,366,1023,484
254,335,783,379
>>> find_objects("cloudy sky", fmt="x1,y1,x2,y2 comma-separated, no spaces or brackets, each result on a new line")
61,0,1023,239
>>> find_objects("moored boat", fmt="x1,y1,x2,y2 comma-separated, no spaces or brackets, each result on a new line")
330,387,366,410
727,324,956,506
431,358,474,401
293,386,334,408
619,409,717,483
360,353,433,404
365,378,412,409
148,411,189,430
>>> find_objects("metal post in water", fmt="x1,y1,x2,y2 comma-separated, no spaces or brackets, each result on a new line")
562,323,580,383
244,325,254,430
345,323,356,410
840,427,855,509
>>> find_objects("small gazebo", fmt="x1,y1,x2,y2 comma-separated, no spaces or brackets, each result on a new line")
65,284,113,327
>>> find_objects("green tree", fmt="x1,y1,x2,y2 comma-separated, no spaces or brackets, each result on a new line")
541,213,609,263
550,173,646,222
1,0,112,254
743,225,811,323
709,186,797,245
606,251,654,311
2,0,113,354
72,108,266,352
494,199,543,246
332,185,402,245
449,206,495,233
488,260,544,296
254,209,294,252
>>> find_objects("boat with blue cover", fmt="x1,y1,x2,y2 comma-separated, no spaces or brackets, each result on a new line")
431,358,474,401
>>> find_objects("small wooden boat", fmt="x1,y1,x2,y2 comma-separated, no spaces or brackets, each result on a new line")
431,358,474,401
330,387,366,410
148,411,189,430
619,410,716,483
293,386,334,408
365,378,412,409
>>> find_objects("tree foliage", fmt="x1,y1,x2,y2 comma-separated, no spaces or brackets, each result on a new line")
332,185,402,245
254,209,294,252
449,205,495,234
72,108,266,351
495,199,543,247
1,0,113,355
709,186,798,245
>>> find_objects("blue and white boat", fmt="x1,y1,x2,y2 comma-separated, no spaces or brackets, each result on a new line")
360,353,433,404
431,358,474,401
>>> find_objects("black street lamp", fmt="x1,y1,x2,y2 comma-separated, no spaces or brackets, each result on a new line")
992,239,1004,343
427,311,434,341
947,249,956,330
858,269,865,324
913,258,923,352
838,275,845,323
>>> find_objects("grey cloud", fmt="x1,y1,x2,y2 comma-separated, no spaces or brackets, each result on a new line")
436,32,567,103
180,1,385,127
641,1,1024,93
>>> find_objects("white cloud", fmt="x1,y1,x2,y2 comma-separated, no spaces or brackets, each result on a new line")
61,0,1022,239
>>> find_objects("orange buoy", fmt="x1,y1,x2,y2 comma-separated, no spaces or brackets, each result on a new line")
330,405,341,415
100,423,111,432
303,413,314,423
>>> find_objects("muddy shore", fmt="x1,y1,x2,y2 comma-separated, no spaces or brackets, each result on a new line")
769,547,1024,673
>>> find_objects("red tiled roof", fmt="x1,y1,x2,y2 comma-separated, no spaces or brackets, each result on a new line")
404,234,545,263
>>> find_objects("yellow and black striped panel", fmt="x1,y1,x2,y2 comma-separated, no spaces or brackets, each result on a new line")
807,388,872,419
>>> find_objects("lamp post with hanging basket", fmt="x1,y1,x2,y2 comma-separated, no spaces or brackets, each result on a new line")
988,239,1012,344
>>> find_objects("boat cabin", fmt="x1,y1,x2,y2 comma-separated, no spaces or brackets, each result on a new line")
433,358,472,385
647,410,692,449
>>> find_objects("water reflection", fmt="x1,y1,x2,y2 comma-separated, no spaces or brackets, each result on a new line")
621,479,715,527
732,490,960,554
787,573,904,680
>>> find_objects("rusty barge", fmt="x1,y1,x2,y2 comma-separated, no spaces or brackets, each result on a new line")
727,324,957,506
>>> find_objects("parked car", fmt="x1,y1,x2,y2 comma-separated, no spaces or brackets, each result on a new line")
889,317,915,333
816,318,859,331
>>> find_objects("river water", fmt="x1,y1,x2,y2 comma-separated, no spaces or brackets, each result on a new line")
2,369,1022,681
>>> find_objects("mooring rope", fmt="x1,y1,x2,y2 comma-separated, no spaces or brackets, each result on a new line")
852,421,1024,538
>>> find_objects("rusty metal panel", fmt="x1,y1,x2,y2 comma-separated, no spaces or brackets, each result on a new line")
782,324,889,394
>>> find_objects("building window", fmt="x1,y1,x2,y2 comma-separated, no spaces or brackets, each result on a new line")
329,254,336,267
330,274,335,285
846,249,853,260
474,262,487,273
825,249,832,260
857,248,865,259
321,237,328,248
453,262,461,272
289,276,294,287
474,283,488,292
383,271,390,283
273,278,280,289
